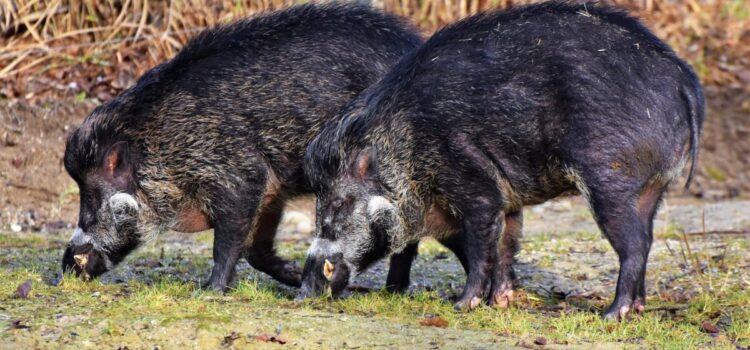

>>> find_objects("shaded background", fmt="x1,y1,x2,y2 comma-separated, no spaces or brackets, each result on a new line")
1,0,749,230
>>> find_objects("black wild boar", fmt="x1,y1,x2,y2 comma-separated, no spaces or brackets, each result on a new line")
300,2,704,320
61,3,422,292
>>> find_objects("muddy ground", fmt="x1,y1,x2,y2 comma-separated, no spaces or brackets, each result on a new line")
0,87,749,348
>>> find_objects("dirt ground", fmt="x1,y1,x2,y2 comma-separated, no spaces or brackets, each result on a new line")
1,86,749,230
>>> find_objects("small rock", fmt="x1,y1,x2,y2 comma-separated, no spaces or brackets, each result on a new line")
702,321,720,334
15,280,32,298
10,224,22,232
534,336,548,346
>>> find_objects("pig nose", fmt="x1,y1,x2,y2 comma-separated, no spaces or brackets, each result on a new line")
62,243,95,275
61,245,82,276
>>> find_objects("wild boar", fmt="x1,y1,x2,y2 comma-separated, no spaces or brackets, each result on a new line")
61,3,422,292
299,2,703,320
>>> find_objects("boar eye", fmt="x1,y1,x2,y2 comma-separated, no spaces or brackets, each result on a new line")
332,199,343,209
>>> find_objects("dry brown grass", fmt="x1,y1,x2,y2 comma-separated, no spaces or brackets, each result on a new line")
0,0,748,101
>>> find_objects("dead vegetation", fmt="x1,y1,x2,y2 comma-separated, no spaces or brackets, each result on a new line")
0,0,748,102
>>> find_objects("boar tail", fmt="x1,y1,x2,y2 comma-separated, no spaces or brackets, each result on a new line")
682,85,704,190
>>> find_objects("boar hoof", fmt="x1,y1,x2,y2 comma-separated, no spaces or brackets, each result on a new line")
202,280,229,294
633,298,646,314
454,296,483,312
602,305,631,321
491,289,514,309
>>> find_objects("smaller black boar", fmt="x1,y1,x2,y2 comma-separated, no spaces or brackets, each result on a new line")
300,2,704,320
61,3,422,292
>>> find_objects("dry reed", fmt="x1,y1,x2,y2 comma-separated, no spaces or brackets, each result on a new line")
0,0,748,100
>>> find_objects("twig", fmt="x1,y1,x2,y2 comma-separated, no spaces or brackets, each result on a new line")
681,228,702,274
677,236,690,269
645,305,687,313
689,230,750,236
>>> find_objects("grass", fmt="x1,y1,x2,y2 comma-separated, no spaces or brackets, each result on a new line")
1,229,749,348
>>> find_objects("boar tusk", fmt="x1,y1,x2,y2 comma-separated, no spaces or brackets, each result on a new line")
74,254,89,268
323,259,334,281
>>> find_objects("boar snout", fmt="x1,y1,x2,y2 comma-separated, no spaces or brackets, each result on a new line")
298,249,351,300
62,242,109,281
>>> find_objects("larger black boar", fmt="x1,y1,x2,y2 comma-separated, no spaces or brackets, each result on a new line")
300,2,704,320
61,3,422,292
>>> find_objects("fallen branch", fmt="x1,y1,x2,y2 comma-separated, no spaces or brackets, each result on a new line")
690,230,750,236
645,305,687,313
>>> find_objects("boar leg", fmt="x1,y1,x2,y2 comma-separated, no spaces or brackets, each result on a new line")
585,180,653,321
205,177,268,293
245,197,302,287
632,181,667,313
385,242,419,293
453,198,504,311
386,234,470,294
490,210,522,308
438,233,469,273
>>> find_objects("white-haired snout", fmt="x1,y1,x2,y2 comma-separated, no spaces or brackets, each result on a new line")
70,227,92,246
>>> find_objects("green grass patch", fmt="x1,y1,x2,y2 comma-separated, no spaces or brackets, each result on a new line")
1,230,748,349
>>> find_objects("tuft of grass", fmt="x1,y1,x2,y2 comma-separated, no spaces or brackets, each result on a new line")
705,165,728,182
656,222,685,240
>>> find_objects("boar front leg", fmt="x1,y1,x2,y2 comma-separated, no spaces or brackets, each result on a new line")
490,210,522,308
386,235,469,294
205,176,267,293
453,197,504,311
245,196,302,287
385,242,419,293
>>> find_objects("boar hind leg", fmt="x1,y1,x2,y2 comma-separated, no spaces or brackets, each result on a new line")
582,176,655,321
385,242,419,293
632,181,667,313
490,210,522,308
245,197,302,287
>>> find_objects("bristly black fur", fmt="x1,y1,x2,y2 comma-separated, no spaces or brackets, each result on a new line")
62,3,422,292
301,1,705,319
304,1,704,191
66,2,422,184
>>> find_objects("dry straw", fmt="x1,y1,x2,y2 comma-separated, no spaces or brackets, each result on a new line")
0,0,748,96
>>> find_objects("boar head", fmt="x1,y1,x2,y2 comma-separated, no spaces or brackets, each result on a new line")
299,147,402,299
61,118,146,280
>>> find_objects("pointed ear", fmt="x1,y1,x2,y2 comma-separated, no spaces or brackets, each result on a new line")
354,147,377,180
102,141,130,179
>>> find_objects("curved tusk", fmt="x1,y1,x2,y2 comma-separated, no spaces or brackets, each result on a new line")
323,259,334,281
73,254,89,268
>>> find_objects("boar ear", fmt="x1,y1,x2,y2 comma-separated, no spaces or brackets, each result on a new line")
354,147,377,181
102,141,131,180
